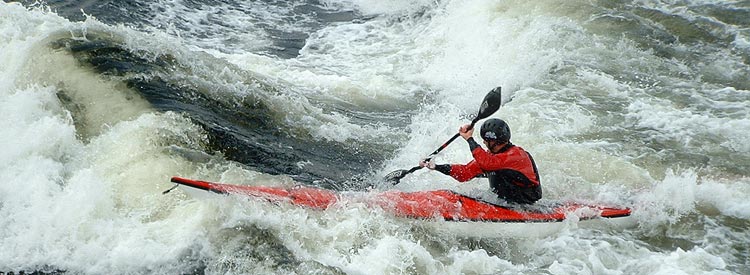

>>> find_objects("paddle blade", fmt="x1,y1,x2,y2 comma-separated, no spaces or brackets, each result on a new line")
384,166,422,185
384,169,409,185
476,87,502,121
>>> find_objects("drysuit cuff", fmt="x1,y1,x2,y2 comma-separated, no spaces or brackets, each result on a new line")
434,164,451,176
466,137,481,151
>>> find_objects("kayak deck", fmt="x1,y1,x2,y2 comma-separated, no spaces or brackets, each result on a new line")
170,176,631,223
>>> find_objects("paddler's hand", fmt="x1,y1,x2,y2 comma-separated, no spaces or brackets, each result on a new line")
418,158,436,169
459,124,474,140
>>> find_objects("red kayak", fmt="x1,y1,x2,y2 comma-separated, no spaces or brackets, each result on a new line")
169,176,630,223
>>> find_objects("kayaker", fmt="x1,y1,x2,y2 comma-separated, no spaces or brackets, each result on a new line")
419,118,542,204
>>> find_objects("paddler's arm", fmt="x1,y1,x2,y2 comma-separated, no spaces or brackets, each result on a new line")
450,123,485,181
419,161,479,182
418,123,483,181
417,124,484,181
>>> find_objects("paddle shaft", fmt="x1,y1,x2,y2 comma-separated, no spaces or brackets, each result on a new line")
424,118,480,162
385,86,502,184
405,118,481,174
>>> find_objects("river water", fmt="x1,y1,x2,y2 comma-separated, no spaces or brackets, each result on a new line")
1,0,749,274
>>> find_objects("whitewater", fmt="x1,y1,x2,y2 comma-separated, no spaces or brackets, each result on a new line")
1,0,749,274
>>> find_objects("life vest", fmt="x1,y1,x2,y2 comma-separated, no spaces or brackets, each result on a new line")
448,143,542,204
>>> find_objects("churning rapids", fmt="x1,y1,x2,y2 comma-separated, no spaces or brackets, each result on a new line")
1,0,749,274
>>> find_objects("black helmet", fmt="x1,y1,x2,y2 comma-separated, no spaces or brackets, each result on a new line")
480,118,511,143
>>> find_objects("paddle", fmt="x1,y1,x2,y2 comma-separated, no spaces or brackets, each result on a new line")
384,87,503,185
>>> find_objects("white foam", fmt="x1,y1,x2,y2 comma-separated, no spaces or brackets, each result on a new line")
0,94,213,273
3,1,750,274
631,170,699,228
627,97,750,153
322,0,436,16
538,229,729,275
0,6,221,272
695,177,750,219
143,0,273,53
